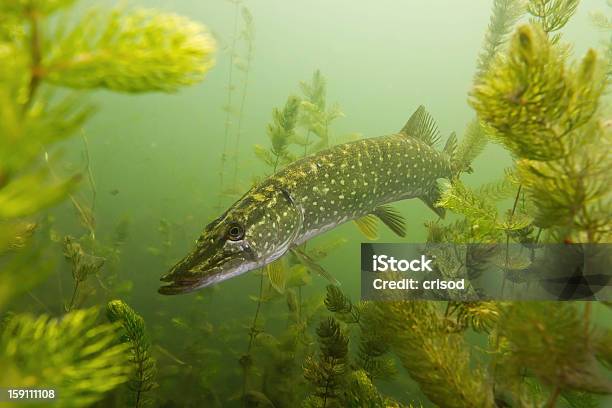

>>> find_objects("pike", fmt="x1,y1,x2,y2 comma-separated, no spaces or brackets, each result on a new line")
159,106,458,294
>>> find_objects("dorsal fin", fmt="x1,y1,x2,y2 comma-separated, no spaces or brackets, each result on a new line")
400,105,440,146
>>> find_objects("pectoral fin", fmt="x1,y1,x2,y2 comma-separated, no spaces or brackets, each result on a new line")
353,215,379,240
290,247,340,286
265,258,287,294
354,206,407,238
372,205,406,237
421,183,446,218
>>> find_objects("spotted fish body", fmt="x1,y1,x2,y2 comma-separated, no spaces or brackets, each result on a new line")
159,106,456,294
268,134,452,245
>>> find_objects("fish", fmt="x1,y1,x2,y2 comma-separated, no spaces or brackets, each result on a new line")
159,106,458,295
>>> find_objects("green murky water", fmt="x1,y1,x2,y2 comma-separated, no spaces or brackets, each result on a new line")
2,0,611,407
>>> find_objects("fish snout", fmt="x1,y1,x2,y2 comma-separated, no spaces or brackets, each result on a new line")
158,250,209,294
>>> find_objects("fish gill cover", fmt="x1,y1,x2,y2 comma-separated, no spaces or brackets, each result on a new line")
0,0,611,407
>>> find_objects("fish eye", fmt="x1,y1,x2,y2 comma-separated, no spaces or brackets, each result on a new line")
227,223,245,241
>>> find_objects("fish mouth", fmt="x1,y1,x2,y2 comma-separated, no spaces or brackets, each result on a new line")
158,254,226,295
158,274,218,295
158,254,250,295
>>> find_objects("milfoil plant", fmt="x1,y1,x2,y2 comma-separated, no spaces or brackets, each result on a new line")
0,0,214,405
400,0,612,407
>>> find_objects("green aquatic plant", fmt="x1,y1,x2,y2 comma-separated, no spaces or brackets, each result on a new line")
342,370,403,408
218,0,256,201
590,1,612,81
590,0,612,30
354,326,397,382
45,8,215,92
304,285,397,406
79,215,134,298
247,247,345,406
218,0,241,203
305,291,401,408
63,235,105,312
454,118,488,175
471,24,605,161
436,174,528,241
247,270,326,407
434,1,609,296
0,307,131,407
445,301,501,333
527,0,579,38
107,299,158,408
303,317,349,408
475,0,525,81
0,2,213,406
254,94,301,171
421,5,611,406
0,0,215,295
497,302,612,402
299,70,344,154
324,285,360,324
231,5,256,189
61,132,98,240
375,301,494,408
253,70,347,171
471,22,610,242
458,0,525,176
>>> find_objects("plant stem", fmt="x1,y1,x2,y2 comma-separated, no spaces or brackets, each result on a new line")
545,385,561,408
27,291,51,314
44,152,96,238
584,302,592,343
298,285,302,323
247,273,264,352
218,1,241,206
66,280,80,312
135,355,144,408
241,272,264,406
81,132,97,241
502,184,522,296
24,8,43,113
322,377,330,408
231,31,254,189
303,130,311,157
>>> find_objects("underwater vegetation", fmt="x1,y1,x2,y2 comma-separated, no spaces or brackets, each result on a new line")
0,1,611,408
0,0,214,405
106,300,157,408
218,0,256,202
